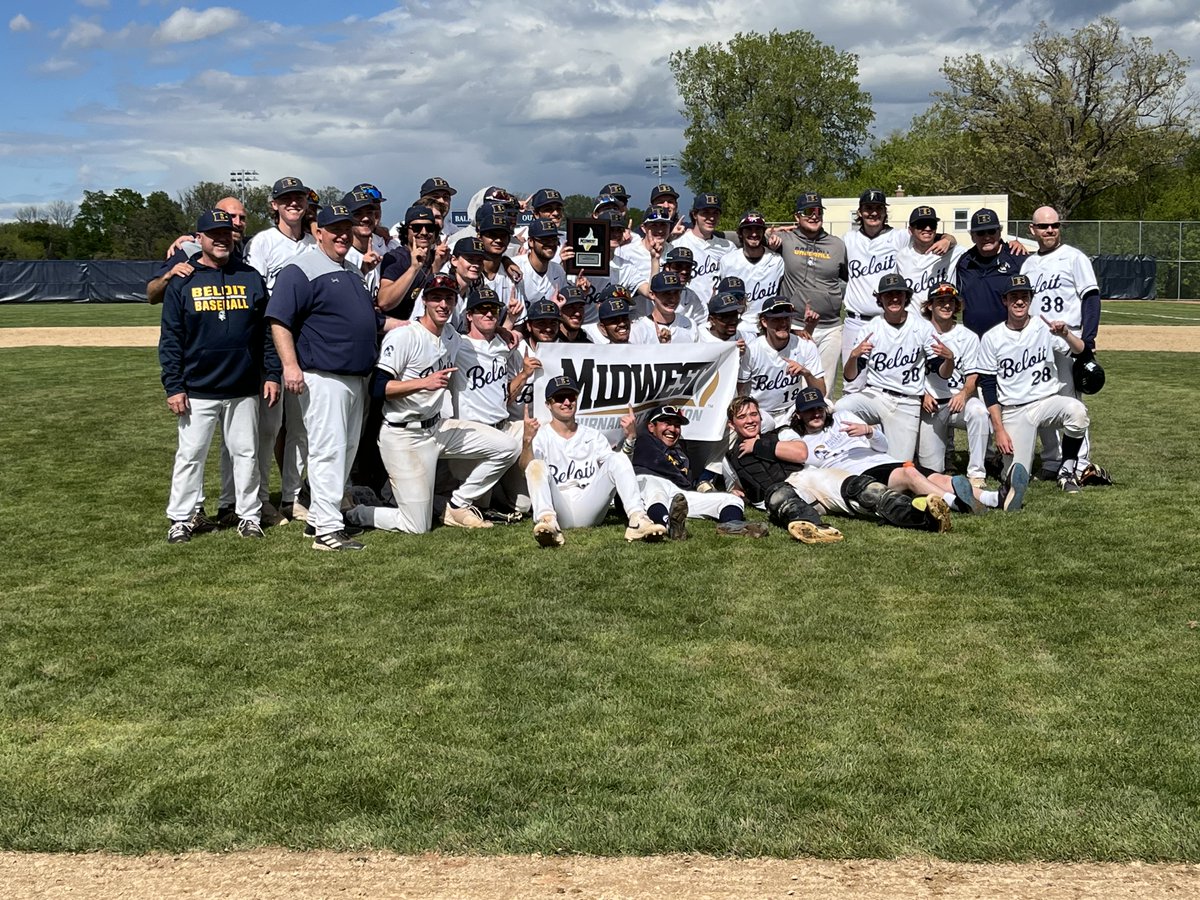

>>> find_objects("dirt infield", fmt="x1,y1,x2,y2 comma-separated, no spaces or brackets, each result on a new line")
3,850,1198,899
0,325,1196,351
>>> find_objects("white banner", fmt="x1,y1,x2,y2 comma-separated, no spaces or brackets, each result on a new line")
532,342,741,442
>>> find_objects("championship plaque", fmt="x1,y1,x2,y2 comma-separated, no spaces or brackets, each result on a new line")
564,218,611,276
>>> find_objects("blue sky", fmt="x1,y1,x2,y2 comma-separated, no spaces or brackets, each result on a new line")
3,1,1197,223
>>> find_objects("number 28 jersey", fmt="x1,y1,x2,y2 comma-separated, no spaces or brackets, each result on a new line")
858,314,940,397
976,318,1071,407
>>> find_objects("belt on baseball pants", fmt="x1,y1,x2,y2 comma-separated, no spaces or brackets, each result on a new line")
386,415,441,430
879,388,917,399
490,418,510,430
845,310,877,320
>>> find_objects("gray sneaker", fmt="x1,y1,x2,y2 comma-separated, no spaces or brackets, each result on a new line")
167,521,191,544
951,475,980,513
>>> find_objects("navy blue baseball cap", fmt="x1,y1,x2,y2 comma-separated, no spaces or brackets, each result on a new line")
531,188,563,209
545,374,580,400
597,283,632,305
526,298,561,322
1002,273,1033,295
476,202,512,232
405,204,437,225
465,287,501,311
351,183,386,203
794,387,827,413
692,192,722,212
717,276,746,297
875,272,913,295
196,208,235,233
342,190,378,212
796,191,824,211
663,246,694,267
969,208,1001,233
708,292,743,316
760,297,796,317
316,204,353,228
598,295,633,320
650,183,679,202
453,236,486,257
642,205,673,226
420,177,456,196
527,219,560,241
559,285,588,307
648,405,688,426
596,208,626,225
908,205,938,225
271,176,310,199
859,188,887,207
598,182,629,201
651,271,684,293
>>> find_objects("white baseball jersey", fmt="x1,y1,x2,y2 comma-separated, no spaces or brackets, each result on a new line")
738,334,826,421
451,334,520,424
506,338,546,420
925,322,980,400
677,286,706,325
616,240,655,293
245,228,315,293
344,245,381,297
719,250,784,331
630,313,699,345
516,256,567,305
1019,244,1098,329
668,230,735,302
697,325,736,344
857,313,940,397
976,318,1071,407
377,321,460,423
895,243,964,302
842,227,909,316
532,424,616,493
781,412,893,476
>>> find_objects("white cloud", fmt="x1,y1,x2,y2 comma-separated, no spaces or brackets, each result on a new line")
61,18,105,48
9,13,32,31
155,6,243,44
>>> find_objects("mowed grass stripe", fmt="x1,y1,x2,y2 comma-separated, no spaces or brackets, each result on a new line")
0,348,1197,858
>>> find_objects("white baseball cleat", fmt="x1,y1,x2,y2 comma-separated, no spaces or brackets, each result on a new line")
443,504,493,528
533,514,565,548
624,512,667,542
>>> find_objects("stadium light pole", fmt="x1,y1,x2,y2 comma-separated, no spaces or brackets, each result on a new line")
229,170,259,201
644,155,678,180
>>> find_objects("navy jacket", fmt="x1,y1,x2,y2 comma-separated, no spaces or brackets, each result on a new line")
159,255,279,399
632,430,693,489
956,246,1025,337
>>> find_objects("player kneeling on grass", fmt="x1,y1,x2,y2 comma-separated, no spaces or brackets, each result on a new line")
160,209,280,544
630,404,768,540
344,274,520,534
520,376,667,547
976,273,1090,494
785,388,1025,522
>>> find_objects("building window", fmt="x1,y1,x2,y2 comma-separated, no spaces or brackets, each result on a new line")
954,209,969,230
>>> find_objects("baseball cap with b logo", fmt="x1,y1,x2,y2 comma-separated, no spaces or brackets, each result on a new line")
875,272,913,295
969,209,1000,232
909,205,938,225
316,205,353,227
1003,274,1033,295
271,176,310,199
794,387,828,413
692,193,722,211
796,191,825,211
545,374,580,400
531,188,563,208
196,209,233,232
650,271,683,293
420,177,456,196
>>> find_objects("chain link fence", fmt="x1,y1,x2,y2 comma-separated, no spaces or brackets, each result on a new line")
1009,220,1200,300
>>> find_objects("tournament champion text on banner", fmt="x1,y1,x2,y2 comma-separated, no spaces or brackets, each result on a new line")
532,342,740,442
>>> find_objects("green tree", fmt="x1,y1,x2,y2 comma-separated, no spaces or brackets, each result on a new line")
177,180,235,222
562,194,595,220
931,17,1195,217
68,188,187,259
668,30,874,217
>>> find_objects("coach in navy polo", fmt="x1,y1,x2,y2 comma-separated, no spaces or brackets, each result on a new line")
956,208,1026,337
267,203,380,551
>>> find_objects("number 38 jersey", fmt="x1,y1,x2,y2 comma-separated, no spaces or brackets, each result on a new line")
976,318,1071,407
858,314,940,397
1018,245,1098,330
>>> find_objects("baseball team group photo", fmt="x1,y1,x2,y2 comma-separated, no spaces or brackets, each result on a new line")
1,7,1198,898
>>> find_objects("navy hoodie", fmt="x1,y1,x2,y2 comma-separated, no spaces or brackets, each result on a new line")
159,254,279,399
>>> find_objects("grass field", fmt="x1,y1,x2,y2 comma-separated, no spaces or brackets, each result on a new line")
0,299,1198,329
1,346,1198,861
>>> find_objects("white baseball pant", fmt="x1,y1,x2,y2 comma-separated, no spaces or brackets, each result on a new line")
785,466,855,517
374,418,520,533
918,396,990,481
1002,395,1089,476
1037,347,1092,475
527,452,647,528
835,388,922,462
166,395,260,523
811,321,843,398
637,474,744,519
299,370,367,537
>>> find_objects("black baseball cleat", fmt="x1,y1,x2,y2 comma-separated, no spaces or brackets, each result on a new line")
187,508,218,535
1057,469,1082,494
237,519,265,539
167,521,192,544
304,522,365,537
312,531,365,552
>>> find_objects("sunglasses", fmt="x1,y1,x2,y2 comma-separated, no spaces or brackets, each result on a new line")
359,186,383,201
798,207,823,217
470,305,500,316
973,228,1001,237
1032,222,1061,230
409,223,438,234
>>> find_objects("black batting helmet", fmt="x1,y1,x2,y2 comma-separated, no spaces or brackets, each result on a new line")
1073,350,1105,394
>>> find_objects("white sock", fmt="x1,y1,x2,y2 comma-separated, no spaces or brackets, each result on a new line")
943,491,957,507
980,490,999,508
